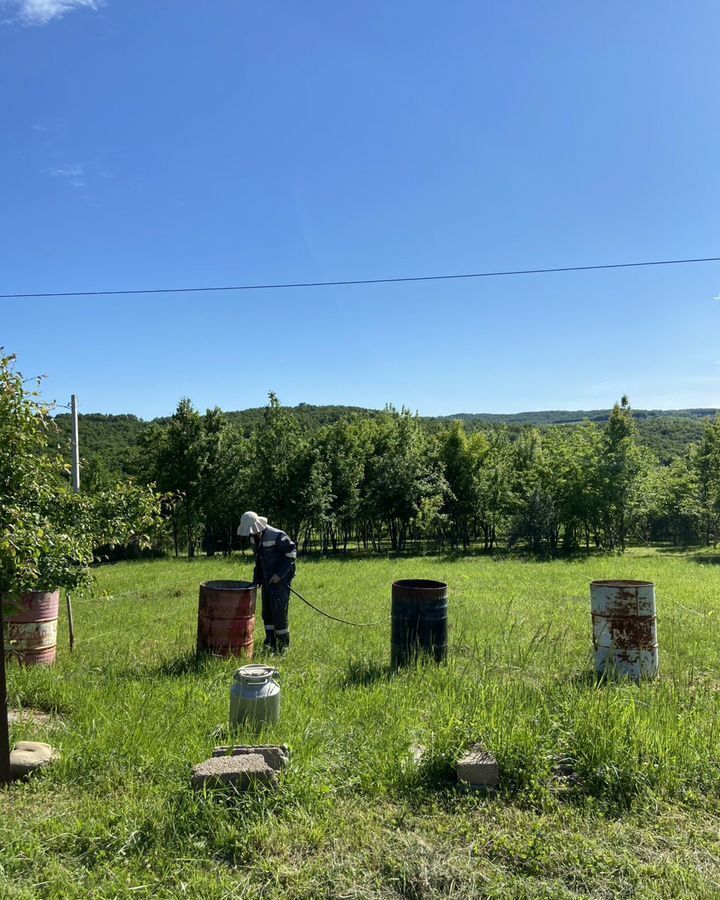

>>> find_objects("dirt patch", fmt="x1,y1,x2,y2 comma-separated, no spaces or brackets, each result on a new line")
8,708,63,728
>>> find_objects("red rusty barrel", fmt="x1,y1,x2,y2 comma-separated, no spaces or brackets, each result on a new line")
197,581,257,658
3,590,60,666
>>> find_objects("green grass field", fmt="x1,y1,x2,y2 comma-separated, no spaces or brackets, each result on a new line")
3,550,720,899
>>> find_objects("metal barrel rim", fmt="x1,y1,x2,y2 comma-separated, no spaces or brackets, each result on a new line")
590,579,654,588
201,580,255,591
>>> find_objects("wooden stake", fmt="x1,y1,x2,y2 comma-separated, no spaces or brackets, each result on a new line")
66,592,75,653
67,394,79,651
0,592,11,786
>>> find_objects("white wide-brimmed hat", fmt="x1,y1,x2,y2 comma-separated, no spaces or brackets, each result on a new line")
237,511,267,536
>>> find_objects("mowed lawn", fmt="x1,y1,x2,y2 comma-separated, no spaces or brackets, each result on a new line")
3,550,720,899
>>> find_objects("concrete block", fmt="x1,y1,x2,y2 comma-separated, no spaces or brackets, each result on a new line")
9,741,58,780
410,745,426,765
212,744,289,771
456,744,498,788
191,753,278,791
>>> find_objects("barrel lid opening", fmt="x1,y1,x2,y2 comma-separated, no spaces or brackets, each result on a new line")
590,580,655,588
234,664,277,680
202,580,255,591
393,579,447,590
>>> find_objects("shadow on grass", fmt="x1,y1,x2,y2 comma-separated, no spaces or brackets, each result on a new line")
691,554,720,565
340,657,395,689
156,650,217,678
653,544,701,555
564,668,653,689
566,669,612,688
398,750,645,814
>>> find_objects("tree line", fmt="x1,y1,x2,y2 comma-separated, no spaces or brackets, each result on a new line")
53,404,717,476
92,392,720,558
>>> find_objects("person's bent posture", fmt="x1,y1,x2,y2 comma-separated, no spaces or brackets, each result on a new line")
238,511,296,652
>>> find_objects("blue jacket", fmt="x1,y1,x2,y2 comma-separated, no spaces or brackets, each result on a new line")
252,525,297,586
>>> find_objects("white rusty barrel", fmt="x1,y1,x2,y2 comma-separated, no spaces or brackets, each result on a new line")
590,580,658,680
3,590,60,666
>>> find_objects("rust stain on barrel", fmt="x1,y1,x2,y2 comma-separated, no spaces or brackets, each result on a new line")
197,581,257,658
590,580,658,679
3,590,60,666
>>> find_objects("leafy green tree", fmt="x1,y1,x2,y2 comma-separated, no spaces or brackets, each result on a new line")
198,407,231,556
0,352,161,599
148,399,208,556
438,422,481,549
364,408,445,551
298,451,334,552
664,456,702,545
248,393,307,538
475,427,514,552
560,423,604,553
313,419,367,551
204,426,252,554
597,397,647,550
692,417,720,546
628,460,669,546
508,428,565,555
81,455,117,494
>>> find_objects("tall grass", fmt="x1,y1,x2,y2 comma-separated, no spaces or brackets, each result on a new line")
2,550,720,898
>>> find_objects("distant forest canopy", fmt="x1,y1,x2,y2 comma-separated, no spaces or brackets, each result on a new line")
45,397,720,560
52,403,719,475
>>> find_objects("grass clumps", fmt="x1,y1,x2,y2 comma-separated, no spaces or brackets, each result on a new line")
2,550,720,897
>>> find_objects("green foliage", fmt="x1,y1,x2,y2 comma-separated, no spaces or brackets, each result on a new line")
42,388,720,557
364,407,447,552
249,392,308,538
55,405,715,485
0,353,162,597
312,419,366,551
52,412,146,477
691,417,720,546
138,399,234,557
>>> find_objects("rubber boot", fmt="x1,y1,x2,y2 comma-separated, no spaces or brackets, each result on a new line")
276,632,290,654
262,631,276,653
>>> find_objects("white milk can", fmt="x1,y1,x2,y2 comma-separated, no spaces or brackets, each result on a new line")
229,664,281,728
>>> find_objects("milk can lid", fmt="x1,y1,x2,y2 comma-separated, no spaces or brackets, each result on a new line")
234,664,277,681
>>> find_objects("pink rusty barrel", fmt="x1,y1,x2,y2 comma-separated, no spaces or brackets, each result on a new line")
3,590,60,666
197,581,257,658
590,580,658,680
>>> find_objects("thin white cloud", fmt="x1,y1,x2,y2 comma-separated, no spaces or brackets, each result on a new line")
44,163,85,187
2,0,101,26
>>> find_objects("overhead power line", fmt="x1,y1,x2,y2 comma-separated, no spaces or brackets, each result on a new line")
1,255,719,300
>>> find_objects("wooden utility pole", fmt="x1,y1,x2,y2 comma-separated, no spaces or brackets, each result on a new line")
0,582,11,785
66,395,79,652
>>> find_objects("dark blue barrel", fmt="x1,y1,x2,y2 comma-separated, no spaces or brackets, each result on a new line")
391,579,448,668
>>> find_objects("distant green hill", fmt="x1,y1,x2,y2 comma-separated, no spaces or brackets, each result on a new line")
436,408,719,426
52,404,719,477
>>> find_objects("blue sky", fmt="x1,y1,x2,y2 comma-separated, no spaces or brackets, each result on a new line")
1,0,719,418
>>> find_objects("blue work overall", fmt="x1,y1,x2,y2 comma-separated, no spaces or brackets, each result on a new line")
251,525,297,649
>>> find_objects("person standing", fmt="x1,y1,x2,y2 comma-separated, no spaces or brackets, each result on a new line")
237,511,297,652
